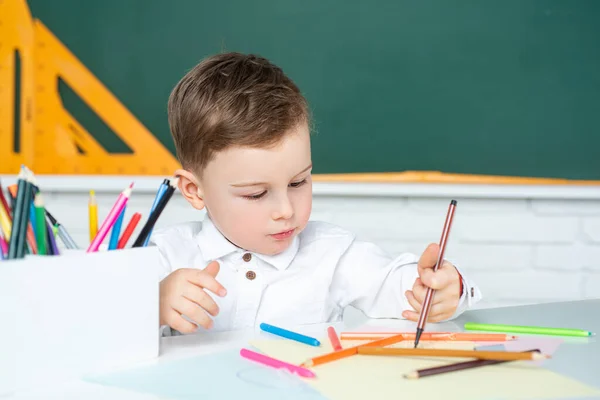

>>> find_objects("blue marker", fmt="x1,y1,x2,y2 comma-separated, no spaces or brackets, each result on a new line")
142,179,169,247
259,323,321,347
108,206,126,250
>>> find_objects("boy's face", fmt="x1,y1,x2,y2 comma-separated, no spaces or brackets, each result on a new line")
181,122,313,256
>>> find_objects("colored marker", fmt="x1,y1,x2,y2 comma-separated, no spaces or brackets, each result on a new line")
259,323,321,347
464,322,594,337
142,179,169,247
327,326,343,351
87,183,133,252
108,206,126,250
240,348,315,378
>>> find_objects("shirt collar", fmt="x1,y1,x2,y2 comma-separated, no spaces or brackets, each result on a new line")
196,215,300,271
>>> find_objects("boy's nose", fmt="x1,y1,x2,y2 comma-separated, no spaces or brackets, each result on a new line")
272,196,294,220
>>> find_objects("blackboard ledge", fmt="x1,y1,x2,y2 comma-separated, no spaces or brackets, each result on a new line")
2,174,600,200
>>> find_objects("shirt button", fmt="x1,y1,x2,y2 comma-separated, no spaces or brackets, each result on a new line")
242,253,252,262
246,270,256,280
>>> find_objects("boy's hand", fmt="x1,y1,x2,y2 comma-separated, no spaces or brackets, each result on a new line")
402,243,461,323
159,261,227,333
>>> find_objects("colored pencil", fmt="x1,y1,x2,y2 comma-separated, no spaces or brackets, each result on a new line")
29,197,37,238
46,217,59,255
108,206,126,250
415,199,457,348
0,200,11,239
0,232,8,258
34,194,47,255
301,333,407,368
328,327,343,351
89,190,98,243
357,347,549,361
8,170,30,259
240,348,316,378
404,348,541,379
117,212,142,249
340,332,516,342
7,184,17,211
45,210,79,249
8,180,37,254
259,323,321,347
132,178,178,247
464,322,594,337
87,183,134,252
0,182,11,218
143,179,169,247
23,171,40,254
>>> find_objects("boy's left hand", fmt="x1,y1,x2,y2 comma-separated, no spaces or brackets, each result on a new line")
402,243,462,322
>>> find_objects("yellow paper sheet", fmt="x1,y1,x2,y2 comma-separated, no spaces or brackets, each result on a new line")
250,339,600,400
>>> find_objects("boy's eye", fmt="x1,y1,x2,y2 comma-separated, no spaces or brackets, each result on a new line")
243,191,266,200
289,179,307,188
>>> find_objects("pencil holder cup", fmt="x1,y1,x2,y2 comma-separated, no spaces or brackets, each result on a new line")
0,247,161,395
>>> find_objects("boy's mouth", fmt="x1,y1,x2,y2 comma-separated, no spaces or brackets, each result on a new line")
270,228,295,240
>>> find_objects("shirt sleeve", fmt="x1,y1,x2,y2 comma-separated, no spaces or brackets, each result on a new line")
330,239,481,321
148,233,177,281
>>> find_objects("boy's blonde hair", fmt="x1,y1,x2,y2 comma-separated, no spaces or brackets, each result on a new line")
168,52,309,174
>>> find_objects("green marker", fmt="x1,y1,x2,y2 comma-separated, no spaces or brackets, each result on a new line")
464,322,594,337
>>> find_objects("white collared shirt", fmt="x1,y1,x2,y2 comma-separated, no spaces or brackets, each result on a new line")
150,216,482,335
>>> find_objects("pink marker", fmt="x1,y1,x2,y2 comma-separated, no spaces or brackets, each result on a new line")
240,348,316,378
87,183,134,252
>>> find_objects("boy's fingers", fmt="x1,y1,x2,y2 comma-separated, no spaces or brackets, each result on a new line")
402,302,453,323
405,290,422,313
402,310,420,322
182,283,220,317
413,277,449,306
166,310,197,334
203,261,220,277
188,269,227,297
417,243,440,273
172,297,214,330
411,278,427,303
419,262,455,290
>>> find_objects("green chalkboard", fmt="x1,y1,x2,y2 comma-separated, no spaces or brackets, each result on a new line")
28,0,600,179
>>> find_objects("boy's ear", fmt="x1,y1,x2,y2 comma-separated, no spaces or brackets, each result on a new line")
175,169,205,210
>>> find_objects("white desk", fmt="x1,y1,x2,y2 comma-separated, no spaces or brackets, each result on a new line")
8,300,600,400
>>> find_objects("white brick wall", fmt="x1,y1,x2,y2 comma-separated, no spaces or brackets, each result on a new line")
18,181,600,310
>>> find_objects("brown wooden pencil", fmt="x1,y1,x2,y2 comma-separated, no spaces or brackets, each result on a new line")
404,349,541,379
357,347,549,361
301,333,407,367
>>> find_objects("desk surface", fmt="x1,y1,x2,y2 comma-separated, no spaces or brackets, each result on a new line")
9,300,600,399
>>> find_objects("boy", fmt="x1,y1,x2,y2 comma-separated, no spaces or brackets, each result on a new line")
151,52,481,335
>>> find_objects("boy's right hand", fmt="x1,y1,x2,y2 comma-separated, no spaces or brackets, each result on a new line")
159,261,227,334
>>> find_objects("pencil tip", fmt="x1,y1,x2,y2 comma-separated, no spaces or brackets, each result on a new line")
129,182,135,189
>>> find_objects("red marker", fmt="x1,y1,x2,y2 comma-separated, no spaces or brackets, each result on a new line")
327,326,343,351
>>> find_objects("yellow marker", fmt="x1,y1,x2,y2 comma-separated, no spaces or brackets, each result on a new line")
0,202,11,239
89,190,98,243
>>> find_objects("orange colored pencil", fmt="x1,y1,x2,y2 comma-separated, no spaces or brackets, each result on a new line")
117,212,142,249
327,326,343,351
301,333,406,367
357,347,549,361
340,332,515,342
